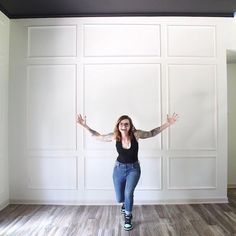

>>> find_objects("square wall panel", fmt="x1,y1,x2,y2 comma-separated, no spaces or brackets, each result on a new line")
168,65,216,150
27,157,77,190
85,158,115,190
84,64,161,150
167,25,216,57
168,156,216,189
27,65,76,150
84,24,160,57
28,26,77,57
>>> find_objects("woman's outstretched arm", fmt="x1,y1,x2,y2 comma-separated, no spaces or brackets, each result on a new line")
135,113,179,139
77,114,114,142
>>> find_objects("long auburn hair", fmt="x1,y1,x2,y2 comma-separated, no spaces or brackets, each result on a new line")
114,115,136,141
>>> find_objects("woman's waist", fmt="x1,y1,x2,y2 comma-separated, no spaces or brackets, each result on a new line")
115,159,140,167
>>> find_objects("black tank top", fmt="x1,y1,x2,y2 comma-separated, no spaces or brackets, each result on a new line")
116,136,139,164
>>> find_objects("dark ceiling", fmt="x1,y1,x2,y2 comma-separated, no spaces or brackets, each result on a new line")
0,0,236,19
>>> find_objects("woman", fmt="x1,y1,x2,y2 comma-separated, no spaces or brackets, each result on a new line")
77,113,178,231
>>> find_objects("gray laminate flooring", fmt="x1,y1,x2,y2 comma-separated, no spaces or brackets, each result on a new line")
1,189,236,236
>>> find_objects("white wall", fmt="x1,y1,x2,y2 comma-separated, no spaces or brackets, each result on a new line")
9,17,230,204
227,63,236,187
0,11,9,210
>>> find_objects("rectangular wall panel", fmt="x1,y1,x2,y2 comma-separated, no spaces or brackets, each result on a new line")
0,159,5,194
85,157,162,190
27,157,77,189
0,11,9,207
0,67,5,126
85,158,115,190
168,156,216,189
139,157,162,190
84,63,161,150
28,26,77,57
84,24,160,57
168,65,216,150
27,65,77,150
167,25,216,57
0,19,8,55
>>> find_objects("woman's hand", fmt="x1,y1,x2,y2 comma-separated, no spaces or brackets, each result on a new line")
167,113,179,125
77,114,87,127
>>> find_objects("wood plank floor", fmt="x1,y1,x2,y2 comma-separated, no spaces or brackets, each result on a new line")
1,189,236,236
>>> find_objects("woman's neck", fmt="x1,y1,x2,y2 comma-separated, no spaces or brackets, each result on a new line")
121,133,130,140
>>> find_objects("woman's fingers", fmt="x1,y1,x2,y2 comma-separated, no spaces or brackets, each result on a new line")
167,112,179,124
76,114,87,125
172,112,178,118
77,114,83,124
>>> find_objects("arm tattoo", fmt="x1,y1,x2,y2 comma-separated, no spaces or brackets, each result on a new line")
97,133,114,142
86,126,113,142
137,127,161,139
87,127,100,136
150,127,161,137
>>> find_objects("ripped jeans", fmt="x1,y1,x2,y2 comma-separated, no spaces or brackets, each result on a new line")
112,160,141,214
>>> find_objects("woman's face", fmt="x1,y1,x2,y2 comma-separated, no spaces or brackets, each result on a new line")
118,119,131,133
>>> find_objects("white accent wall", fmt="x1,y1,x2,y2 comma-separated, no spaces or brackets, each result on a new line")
227,63,236,188
9,17,231,204
0,11,9,210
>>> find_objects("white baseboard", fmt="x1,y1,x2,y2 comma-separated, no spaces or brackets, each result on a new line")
10,197,228,206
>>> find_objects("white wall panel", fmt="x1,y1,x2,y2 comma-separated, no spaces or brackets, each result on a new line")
168,65,216,150
84,24,160,57
0,67,6,141
9,17,228,204
167,25,216,57
27,157,77,189
0,11,9,209
0,20,5,54
84,63,161,150
0,18,8,56
28,25,77,57
27,65,77,150
0,75,7,153
168,156,216,189
85,158,115,190
85,157,162,190
0,159,6,194
139,157,162,190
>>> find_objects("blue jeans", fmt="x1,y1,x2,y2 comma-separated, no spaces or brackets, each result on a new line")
112,160,141,214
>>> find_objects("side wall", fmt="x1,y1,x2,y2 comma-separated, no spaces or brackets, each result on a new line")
227,63,236,188
0,11,9,210
9,17,228,204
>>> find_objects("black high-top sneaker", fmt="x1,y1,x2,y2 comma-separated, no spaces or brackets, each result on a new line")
120,203,125,214
124,213,133,231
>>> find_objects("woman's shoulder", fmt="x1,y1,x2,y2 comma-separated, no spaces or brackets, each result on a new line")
133,130,140,140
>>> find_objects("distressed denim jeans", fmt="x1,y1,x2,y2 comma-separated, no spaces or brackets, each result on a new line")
112,160,141,214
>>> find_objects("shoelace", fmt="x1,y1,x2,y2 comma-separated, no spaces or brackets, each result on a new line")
125,214,132,224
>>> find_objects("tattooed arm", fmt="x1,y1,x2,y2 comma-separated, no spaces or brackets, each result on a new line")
135,113,179,139
76,114,114,142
